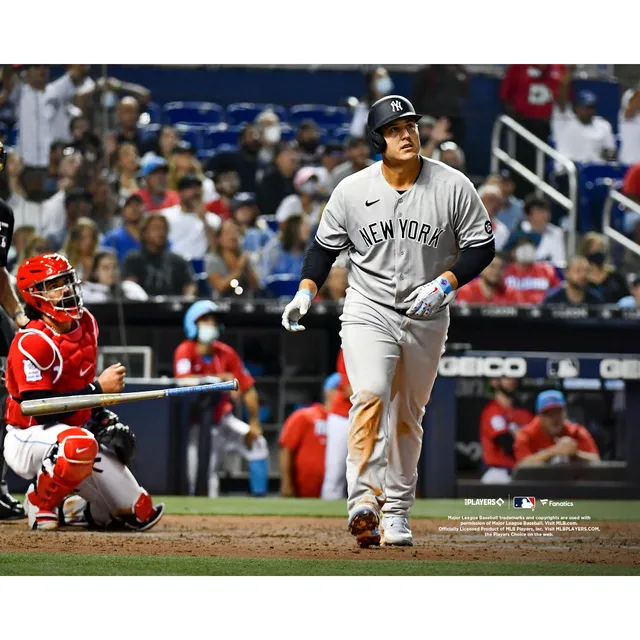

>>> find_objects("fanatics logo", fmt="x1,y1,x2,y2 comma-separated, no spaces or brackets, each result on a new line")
23,359,42,382
390,100,403,113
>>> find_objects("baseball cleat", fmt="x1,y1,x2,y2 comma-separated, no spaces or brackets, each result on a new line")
348,505,381,548
87,503,166,532
0,489,27,521
381,515,413,546
25,487,59,531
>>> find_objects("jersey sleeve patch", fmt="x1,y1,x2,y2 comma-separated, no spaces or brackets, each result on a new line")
175,358,192,376
23,359,43,382
490,415,508,432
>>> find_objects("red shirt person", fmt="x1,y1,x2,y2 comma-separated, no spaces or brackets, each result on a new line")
133,155,180,213
500,65,565,122
479,378,533,484
279,374,341,498
514,390,600,466
456,253,525,306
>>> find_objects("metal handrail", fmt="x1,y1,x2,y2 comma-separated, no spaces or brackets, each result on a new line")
491,114,579,255
603,189,640,257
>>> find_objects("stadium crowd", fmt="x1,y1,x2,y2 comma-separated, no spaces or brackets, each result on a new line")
0,63,639,315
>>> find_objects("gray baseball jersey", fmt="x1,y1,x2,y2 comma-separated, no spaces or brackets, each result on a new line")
316,157,493,311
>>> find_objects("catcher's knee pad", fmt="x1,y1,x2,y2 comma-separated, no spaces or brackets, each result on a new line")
31,428,98,511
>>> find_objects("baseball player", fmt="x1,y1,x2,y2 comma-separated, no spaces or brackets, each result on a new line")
281,95,495,547
2,253,165,531
320,349,352,500
0,142,31,521
174,300,269,497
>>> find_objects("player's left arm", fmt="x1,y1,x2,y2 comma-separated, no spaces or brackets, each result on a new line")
573,426,601,463
407,177,495,318
228,350,262,438
0,200,28,328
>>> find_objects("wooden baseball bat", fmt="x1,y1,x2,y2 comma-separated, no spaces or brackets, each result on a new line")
20,379,239,417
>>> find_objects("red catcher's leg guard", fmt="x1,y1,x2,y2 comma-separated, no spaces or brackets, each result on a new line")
31,428,98,511
133,491,155,522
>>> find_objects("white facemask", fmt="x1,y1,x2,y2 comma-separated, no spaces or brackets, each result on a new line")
515,244,537,263
264,125,281,145
375,75,394,95
197,324,219,344
299,182,318,197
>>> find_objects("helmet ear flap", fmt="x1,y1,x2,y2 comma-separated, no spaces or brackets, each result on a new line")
369,128,386,154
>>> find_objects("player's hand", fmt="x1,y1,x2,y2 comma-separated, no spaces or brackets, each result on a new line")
280,479,295,498
281,289,313,332
245,419,263,449
406,276,454,319
98,363,126,393
554,436,578,457
431,118,452,144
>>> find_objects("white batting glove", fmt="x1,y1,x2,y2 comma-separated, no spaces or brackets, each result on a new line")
281,289,313,332
406,276,454,319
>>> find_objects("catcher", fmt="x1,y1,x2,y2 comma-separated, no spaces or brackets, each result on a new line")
2,252,164,531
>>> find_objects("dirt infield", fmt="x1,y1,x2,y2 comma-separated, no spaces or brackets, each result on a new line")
1,516,639,566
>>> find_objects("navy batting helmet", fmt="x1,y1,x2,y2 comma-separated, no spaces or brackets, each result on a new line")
367,95,422,154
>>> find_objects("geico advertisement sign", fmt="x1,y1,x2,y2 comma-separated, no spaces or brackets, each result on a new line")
599,359,640,379
439,357,527,378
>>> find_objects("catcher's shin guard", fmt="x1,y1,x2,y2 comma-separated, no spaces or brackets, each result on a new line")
27,428,98,530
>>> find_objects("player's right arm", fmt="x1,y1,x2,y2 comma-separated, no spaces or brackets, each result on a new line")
514,431,564,467
282,187,348,332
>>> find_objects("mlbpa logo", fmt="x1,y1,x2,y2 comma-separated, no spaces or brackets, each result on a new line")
390,100,403,112
513,496,535,509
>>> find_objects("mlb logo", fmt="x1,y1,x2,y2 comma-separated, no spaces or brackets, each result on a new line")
513,496,535,509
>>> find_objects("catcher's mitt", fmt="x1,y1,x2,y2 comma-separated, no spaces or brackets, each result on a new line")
85,407,137,467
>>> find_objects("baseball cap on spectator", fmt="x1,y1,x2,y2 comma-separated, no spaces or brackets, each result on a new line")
119,192,144,210
294,166,319,190
65,188,92,206
575,91,598,107
535,390,566,413
177,173,202,191
140,154,168,178
324,372,342,391
173,140,195,156
323,142,344,158
231,192,258,212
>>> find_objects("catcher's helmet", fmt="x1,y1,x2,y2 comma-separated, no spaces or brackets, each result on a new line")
184,300,219,339
367,95,422,154
17,253,84,323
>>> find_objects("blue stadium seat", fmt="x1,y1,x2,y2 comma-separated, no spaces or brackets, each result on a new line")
215,143,239,154
263,274,300,299
578,163,630,232
226,103,288,125
190,259,211,297
203,124,243,150
197,148,217,162
260,215,279,232
145,102,162,124
330,126,351,144
279,123,296,142
7,126,18,147
175,123,205,151
289,104,350,128
162,101,225,126
140,123,161,147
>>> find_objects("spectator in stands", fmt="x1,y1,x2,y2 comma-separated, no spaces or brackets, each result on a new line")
479,184,509,250
122,213,197,297
486,170,525,233
89,174,118,234
206,124,261,192
230,192,274,254
45,186,92,252
148,124,178,160
134,154,180,212
206,167,240,219
433,141,466,173
296,120,322,167
618,82,640,167
45,140,67,196
318,264,348,302
331,137,373,191
115,96,144,153
206,219,261,298
585,248,629,304
61,216,99,280
17,235,49,273
479,378,533,484
507,195,565,267
412,65,469,145
543,256,603,305
617,273,640,308
110,142,139,201
162,174,220,262
101,193,144,262
456,253,524,305
279,374,340,498
81,250,148,304
622,220,640,275
2,149,41,230
256,141,299,216
349,67,394,139
276,167,325,228
514,390,600,467
622,161,640,206
260,214,310,282
316,142,344,196
504,236,561,304
7,225,36,273
255,108,282,166
168,141,216,204
419,116,452,159
499,64,565,197
553,83,617,164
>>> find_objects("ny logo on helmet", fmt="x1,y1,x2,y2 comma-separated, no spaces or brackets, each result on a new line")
390,100,403,113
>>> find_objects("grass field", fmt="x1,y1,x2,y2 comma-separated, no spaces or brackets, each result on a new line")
1,498,638,576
